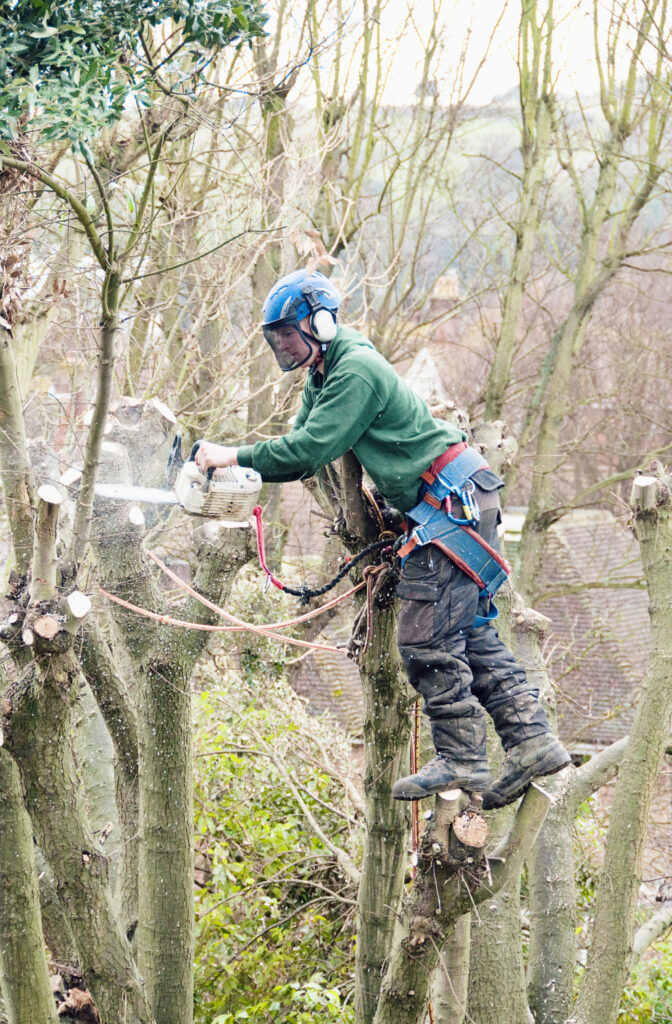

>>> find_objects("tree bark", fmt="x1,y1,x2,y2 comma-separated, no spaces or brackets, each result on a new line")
527,739,627,1024
2,653,152,1024
134,524,253,1024
467,804,529,1024
355,606,412,1024
372,787,550,1024
79,623,139,941
571,465,672,1024
0,748,58,1024
430,914,470,1024
0,326,36,574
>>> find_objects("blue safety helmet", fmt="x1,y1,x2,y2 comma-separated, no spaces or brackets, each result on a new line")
262,269,342,371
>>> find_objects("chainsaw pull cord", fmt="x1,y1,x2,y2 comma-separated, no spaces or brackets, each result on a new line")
252,504,394,605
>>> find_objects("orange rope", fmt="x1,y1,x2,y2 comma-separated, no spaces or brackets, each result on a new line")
98,549,387,656
147,549,387,632
99,586,347,654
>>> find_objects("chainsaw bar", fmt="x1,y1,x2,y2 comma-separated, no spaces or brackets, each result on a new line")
94,483,180,505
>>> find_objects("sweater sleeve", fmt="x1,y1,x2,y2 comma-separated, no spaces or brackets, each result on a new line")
237,370,382,482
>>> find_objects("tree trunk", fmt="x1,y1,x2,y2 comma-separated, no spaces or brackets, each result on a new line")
355,606,412,1024
0,327,36,574
137,651,194,1024
571,466,672,1024
467,804,529,1024
526,772,576,1024
3,651,152,1024
0,748,58,1024
74,680,121,895
373,787,550,1024
430,914,470,1024
484,0,553,421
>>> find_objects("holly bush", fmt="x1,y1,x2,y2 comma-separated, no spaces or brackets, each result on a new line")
0,0,267,141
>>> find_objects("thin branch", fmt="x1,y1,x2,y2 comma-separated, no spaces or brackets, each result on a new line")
566,736,629,816
120,227,278,283
0,155,108,270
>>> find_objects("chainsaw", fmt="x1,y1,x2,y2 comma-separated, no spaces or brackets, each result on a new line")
94,434,262,522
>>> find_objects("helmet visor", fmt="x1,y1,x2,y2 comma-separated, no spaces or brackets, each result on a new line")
263,320,315,372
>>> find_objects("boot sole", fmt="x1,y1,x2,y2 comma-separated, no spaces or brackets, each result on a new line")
481,750,571,811
392,776,492,801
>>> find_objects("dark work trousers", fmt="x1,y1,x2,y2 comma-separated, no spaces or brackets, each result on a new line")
396,489,550,763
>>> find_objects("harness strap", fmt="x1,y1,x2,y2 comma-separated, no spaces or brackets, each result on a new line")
400,445,511,619
421,440,471,485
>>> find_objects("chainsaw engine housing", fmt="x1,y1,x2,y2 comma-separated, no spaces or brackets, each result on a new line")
175,462,262,520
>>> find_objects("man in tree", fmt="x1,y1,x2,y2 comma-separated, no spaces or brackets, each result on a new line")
196,269,570,807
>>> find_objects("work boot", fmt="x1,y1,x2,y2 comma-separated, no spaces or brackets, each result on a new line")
481,733,571,810
392,755,493,801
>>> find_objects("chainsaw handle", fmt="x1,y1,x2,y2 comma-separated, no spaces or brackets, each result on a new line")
189,441,214,484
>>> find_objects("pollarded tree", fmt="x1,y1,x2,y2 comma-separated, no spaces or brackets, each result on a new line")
0,4,267,1023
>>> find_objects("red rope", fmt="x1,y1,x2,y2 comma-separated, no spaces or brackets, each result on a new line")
410,699,421,874
252,505,286,591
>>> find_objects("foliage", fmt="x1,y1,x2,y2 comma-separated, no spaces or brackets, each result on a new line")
0,0,267,141
572,799,672,1022
619,941,672,1023
192,637,361,1024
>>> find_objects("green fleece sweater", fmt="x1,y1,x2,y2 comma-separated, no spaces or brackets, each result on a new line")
236,327,465,513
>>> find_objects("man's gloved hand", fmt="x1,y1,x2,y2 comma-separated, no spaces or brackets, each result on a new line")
194,442,239,472
368,486,405,536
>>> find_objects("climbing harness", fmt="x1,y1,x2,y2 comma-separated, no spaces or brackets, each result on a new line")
398,443,511,627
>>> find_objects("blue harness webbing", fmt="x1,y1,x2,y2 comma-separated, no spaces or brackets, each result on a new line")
401,446,510,627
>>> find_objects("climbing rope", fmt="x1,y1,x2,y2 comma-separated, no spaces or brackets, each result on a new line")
99,536,394,658
252,505,393,604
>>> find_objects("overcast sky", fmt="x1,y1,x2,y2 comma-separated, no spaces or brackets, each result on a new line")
372,0,620,105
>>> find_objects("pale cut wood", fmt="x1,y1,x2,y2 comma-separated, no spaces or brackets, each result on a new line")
101,441,126,456
66,591,92,619
37,484,64,506
149,397,177,424
22,627,34,646
64,590,92,635
128,505,145,527
630,475,660,511
31,486,62,602
60,466,83,487
452,809,489,849
435,789,470,829
33,615,60,640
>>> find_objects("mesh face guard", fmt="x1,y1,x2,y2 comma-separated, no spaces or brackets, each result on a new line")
263,319,316,371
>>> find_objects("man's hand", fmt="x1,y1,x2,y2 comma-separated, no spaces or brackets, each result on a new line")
194,442,239,472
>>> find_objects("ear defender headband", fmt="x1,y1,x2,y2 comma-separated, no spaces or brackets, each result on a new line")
302,284,338,345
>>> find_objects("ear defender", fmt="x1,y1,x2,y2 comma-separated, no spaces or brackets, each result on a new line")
302,284,338,343
311,307,338,342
